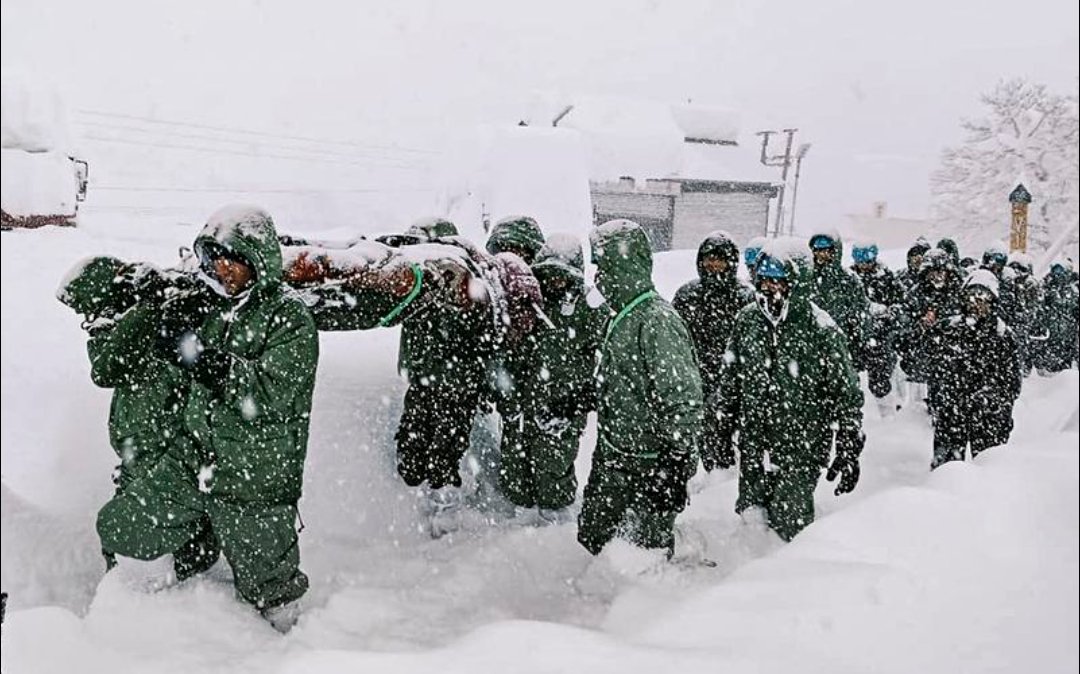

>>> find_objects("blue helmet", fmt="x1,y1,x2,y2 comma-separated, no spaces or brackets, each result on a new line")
744,246,762,268
809,234,837,250
852,244,879,264
755,253,790,280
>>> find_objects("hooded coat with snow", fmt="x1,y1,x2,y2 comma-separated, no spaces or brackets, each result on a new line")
713,247,864,541
926,270,1022,468
498,236,606,510
673,231,754,399
97,206,317,613
850,256,905,398
1037,262,1079,372
998,255,1045,373
58,257,190,489
896,248,964,383
178,206,320,503
577,220,702,555
896,239,932,294
807,231,871,369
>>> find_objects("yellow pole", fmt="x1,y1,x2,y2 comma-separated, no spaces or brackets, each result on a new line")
1008,183,1032,253
1010,201,1028,253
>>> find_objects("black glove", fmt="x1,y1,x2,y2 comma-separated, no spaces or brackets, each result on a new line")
190,348,234,396
826,428,865,495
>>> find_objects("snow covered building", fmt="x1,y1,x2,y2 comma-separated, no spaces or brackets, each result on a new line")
439,97,779,251
557,99,779,251
1,72,88,229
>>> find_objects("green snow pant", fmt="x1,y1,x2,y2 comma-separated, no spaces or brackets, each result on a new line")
577,454,678,556
499,409,584,510
737,460,821,542
97,456,308,609
396,380,481,490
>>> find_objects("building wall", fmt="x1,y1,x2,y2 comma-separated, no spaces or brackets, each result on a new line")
592,190,676,250
671,191,770,250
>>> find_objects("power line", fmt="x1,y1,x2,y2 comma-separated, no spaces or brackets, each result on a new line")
92,185,434,194
74,119,426,166
82,134,430,170
75,108,439,155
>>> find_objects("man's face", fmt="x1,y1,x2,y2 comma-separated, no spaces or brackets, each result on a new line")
812,247,835,268
854,261,875,275
908,253,924,273
927,268,948,289
756,276,792,318
701,254,730,276
212,255,255,296
964,288,993,319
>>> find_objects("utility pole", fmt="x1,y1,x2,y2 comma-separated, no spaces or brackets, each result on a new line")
756,128,800,237
1008,183,1032,253
787,143,811,235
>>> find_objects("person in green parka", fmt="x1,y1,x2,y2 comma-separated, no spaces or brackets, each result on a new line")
673,231,753,470
807,230,870,371
849,242,905,399
497,234,605,519
58,256,223,579
393,219,494,498
1037,260,1079,372
711,244,865,542
577,219,702,557
95,205,319,632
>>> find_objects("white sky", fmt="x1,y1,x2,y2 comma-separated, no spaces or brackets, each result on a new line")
2,0,1077,230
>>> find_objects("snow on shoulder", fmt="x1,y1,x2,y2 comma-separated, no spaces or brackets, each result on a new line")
809,302,838,328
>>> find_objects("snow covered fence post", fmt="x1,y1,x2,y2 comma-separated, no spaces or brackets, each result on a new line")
1009,183,1032,253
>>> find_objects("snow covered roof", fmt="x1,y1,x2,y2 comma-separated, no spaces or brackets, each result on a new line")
670,104,740,144
1,70,73,153
552,96,773,184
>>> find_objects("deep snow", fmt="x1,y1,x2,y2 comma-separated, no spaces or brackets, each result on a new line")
1,212,1078,674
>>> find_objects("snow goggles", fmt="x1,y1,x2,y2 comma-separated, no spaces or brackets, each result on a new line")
852,245,878,264
755,254,789,280
744,247,762,267
809,235,836,250
197,240,248,273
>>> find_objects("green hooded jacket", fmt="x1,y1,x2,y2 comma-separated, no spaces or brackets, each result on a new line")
59,257,191,487
808,233,870,366
590,220,702,468
526,237,606,413
716,251,863,476
187,206,319,504
672,231,754,398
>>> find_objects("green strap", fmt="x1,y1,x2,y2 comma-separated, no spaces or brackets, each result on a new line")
604,289,657,343
378,263,424,327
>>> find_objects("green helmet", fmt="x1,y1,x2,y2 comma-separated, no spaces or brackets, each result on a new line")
57,256,133,318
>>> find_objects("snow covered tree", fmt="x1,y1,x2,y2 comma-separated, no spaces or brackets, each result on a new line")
931,78,1079,254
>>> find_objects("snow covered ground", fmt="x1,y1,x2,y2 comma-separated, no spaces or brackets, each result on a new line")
2,209,1078,673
